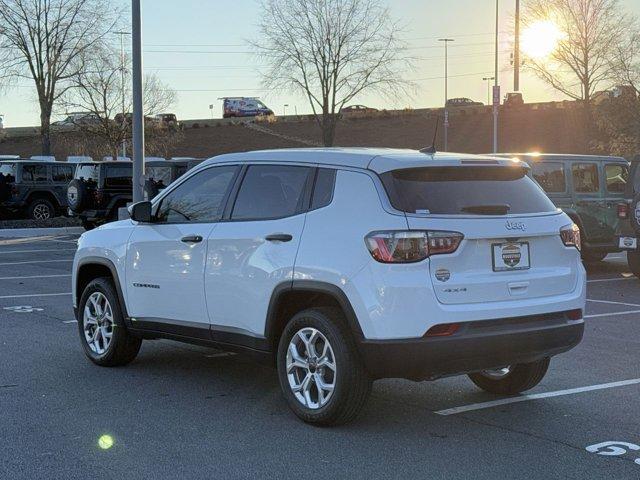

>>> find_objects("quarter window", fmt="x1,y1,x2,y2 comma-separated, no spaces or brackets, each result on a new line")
572,163,599,193
105,166,132,187
605,164,628,193
155,165,237,223
52,165,73,182
22,165,48,182
231,165,313,220
531,162,565,193
311,168,336,209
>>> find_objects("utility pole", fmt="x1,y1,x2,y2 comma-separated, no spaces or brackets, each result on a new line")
483,77,495,105
114,31,131,159
131,0,144,203
438,38,454,151
514,0,520,91
493,0,500,153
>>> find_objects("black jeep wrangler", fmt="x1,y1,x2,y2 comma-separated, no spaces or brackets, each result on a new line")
67,159,194,230
0,159,74,220
616,155,640,277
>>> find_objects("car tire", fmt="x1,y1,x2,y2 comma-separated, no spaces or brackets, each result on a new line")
628,250,640,279
468,357,550,395
277,307,372,426
27,198,55,220
77,277,141,367
67,179,86,213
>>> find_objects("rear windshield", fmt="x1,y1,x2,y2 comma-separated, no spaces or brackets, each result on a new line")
0,163,16,179
75,165,99,182
380,166,557,215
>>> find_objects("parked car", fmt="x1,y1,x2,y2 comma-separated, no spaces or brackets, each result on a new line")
67,159,191,229
495,153,631,264
154,113,182,130
615,155,640,277
340,105,379,114
72,148,585,426
0,159,74,220
446,97,483,107
221,97,273,118
504,92,524,107
52,113,101,128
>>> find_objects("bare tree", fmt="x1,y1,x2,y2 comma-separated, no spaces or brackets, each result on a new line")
252,0,412,146
522,0,633,105
0,0,118,154
60,47,177,159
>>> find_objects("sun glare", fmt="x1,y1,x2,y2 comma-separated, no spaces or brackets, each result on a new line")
521,20,564,59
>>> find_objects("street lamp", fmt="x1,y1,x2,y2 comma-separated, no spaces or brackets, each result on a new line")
483,76,495,105
493,0,500,154
438,38,454,151
283,104,289,116
114,31,131,158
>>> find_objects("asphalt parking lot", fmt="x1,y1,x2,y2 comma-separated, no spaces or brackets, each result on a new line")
1,234,639,480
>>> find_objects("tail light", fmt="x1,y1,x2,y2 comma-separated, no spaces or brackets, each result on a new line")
365,230,463,263
617,202,629,219
560,223,581,251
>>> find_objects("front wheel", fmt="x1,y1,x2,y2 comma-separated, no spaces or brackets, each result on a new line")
78,277,141,367
628,250,640,279
468,357,550,395
277,307,372,426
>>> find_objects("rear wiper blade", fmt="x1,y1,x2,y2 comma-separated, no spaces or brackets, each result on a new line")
461,204,511,215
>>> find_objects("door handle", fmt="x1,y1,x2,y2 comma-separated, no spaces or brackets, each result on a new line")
265,233,293,242
181,235,203,243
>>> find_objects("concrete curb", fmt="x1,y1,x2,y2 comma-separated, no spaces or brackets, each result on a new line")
0,226,85,238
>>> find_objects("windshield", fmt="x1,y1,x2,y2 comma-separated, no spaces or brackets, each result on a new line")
380,166,557,215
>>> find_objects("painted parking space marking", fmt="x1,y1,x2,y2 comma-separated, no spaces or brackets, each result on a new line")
585,309,640,319
0,292,71,300
587,276,635,283
587,298,640,308
3,306,44,313
63,320,78,324
434,378,640,416
0,259,73,266
0,248,76,254
0,274,71,280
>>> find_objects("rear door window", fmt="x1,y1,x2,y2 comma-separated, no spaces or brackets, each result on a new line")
572,163,600,193
75,165,99,183
52,165,74,183
604,164,628,193
231,165,313,220
531,162,566,193
22,165,48,182
380,166,557,215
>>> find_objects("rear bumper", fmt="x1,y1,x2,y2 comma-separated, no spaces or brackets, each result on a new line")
358,311,584,381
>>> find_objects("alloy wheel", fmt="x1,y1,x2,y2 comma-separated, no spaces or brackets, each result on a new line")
33,203,51,220
286,327,337,409
83,292,114,355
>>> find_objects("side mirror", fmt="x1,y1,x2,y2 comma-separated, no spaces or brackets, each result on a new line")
128,201,152,223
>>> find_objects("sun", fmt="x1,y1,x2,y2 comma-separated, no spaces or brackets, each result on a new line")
521,20,565,59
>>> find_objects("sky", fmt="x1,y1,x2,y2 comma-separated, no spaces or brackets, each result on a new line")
1,0,639,127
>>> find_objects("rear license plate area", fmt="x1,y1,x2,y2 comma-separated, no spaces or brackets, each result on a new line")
492,242,530,272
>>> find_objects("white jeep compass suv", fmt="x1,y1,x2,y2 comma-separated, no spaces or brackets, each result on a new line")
72,148,586,425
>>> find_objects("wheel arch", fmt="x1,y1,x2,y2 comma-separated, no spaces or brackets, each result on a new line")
264,280,364,352
76,256,130,322
26,190,60,209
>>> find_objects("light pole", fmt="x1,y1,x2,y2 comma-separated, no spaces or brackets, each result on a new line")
483,76,495,105
493,0,500,153
514,0,520,92
114,31,131,159
283,104,289,116
131,0,144,203
438,38,454,151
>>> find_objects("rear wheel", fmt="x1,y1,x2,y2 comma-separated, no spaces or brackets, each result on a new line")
628,250,640,279
468,357,550,394
78,277,141,367
27,198,55,220
277,307,372,426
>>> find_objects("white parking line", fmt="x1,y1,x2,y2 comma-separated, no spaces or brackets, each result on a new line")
435,378,640,416
0,292,71,299
0,274,71,280
0,259,73,266
587,298,640,308
585,309,640,319
63,320,78,324
0,248,76,254
588,276,635,283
